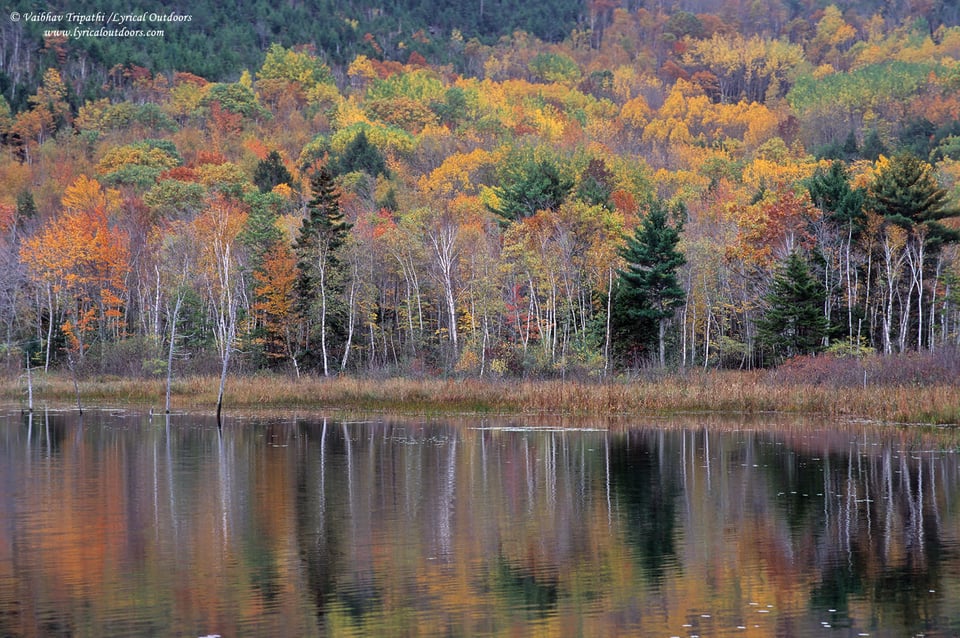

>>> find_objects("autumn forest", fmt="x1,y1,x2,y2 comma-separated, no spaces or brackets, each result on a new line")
2,0,960,389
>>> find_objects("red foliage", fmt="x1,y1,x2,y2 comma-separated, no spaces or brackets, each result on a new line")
408,51,428,68
193,151,227,167
159,166,200,182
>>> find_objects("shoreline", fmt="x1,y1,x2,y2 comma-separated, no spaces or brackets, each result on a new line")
3,372,958,426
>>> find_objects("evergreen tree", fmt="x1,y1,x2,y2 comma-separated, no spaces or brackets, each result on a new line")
757,250,828,362
870,152,960,252
861,129,886,161
612,199,686,368
808,160,866,230
489,152,574,223
842,130,859,159
333,130,388,178
253,150,293,193
294,166,352,376
15,190,36,235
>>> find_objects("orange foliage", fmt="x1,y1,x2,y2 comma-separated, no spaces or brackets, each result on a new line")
194,150,227,167
0,203,14,233
253,241,299,361
243,137,271,161
159,166,200,182
733,188,819,268
21,179,130,352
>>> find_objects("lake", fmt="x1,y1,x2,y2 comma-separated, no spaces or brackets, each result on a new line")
0,409,958,637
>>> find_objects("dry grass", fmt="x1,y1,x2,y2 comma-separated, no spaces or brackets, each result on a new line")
3,370,959,425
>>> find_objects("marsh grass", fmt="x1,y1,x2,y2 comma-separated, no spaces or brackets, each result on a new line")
3,369,959,425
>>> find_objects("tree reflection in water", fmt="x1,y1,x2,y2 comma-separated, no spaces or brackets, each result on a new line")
0,411,958,637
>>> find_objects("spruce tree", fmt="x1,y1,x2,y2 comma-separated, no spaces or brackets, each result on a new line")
294,166,352,376
757,250,828,362
612,199,686,367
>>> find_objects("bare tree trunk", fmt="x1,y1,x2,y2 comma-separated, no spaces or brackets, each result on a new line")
25,353,33,412
341,257,360,372
165,293,183,414
216,301,237,425
604,267,613,375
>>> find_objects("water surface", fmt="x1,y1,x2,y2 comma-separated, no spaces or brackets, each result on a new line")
1,409,958,637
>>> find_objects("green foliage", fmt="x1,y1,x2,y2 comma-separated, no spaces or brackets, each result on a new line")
825,337,875,358
133,104,178,132
577,158,615,208
15,190,37,228
330,122,415,157
528,52,581,85
202,82,267,119
294,166,353,373
332,129,389,178
144,180,207,218
489,149,574,222
861,130,886,161
757,250,828,363
430,87,469,128
807,161,866,231
367,69,446,103
253,150,293,193
257,43,333,90
612,199,686,366
870,152,960,251
103,165,163,188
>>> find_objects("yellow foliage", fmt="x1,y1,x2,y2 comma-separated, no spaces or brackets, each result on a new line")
455,348,480,373
742,157,817,191
196,162,249,189
348,55,378,83
418,148,498,198
62,175,121,216
620,96,651,129
333,95,369,129
96,145,179,174
743,104,779,148
271,183,294,199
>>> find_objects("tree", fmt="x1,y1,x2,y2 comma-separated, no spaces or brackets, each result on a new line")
333,129,388,178
193,195,249,421
613,199,686,368
756,250,828,362
488,151,574,223
253,150,293,193
294,166,352,376
20,176,129,370
253,241,301,375
870,152,959,253
808,161,866,343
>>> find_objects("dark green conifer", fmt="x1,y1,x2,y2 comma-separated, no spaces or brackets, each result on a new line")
612,199,686,367
870,152,960,252
294,166,352,376
757,250,828,362
253,150,293,193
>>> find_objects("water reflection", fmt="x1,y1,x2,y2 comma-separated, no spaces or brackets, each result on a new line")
0,411,958,636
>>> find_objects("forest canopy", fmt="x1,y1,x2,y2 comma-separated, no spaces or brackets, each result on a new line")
1,1,959,380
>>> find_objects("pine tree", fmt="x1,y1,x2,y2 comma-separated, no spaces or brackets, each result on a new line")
612,199,686,368
871,152,960,252
294,166,352,376
757,250,828,362
808,160,865,230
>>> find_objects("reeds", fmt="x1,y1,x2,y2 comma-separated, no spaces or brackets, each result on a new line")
3,370,958,425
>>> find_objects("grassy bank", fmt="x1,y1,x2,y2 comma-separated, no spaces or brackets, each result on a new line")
3,371,959,425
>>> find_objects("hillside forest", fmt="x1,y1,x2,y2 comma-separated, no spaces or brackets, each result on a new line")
1,1,960,381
